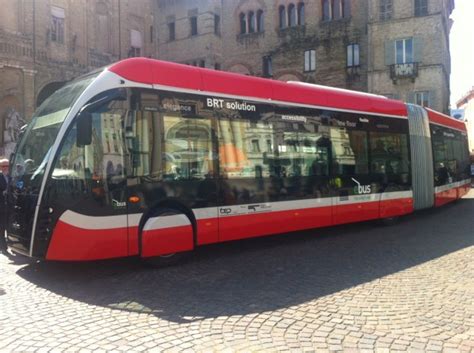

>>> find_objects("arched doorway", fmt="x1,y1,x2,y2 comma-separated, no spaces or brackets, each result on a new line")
36,81,66,107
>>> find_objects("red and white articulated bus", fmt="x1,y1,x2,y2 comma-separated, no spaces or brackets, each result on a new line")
6,58,471,263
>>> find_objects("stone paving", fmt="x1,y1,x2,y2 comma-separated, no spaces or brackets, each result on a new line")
1,191,474,352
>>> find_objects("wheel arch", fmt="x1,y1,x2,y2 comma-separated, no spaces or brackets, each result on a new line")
137,198,197,256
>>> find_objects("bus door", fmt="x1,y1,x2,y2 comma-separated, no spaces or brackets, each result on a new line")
330,127,380,224
125,90,219,257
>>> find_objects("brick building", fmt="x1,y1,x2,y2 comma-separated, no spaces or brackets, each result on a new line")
154,0,454,114
0,0,155,157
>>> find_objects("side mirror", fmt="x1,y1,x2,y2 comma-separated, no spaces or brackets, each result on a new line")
76,111,92,147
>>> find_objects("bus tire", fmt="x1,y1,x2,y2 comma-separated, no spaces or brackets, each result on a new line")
140,207,193,268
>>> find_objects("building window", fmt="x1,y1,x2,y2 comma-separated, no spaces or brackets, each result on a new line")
129,30,142,57
214,63,221,70
190,16,198,36
257,10,264,32
415,91,430,106
199,60,205,68
304,49,316,72
248,11,255,33
380,0,393,20
263,56,273,77
214,14,220,35
288,4,297,27
240,13,247,34
343,0,351,18
298,3,305,25
168,22,175,41
279,5,286,28
415,0,428,16
347,44,360,67
323,0,350,21
333,0,342,19
395,38,413,64
96,2,110,52
51,6,65,43
323,0,331,20
251,139,261,152
150,26,154,43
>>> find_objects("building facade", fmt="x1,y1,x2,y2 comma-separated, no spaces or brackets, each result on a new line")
367,0,454,113
0,0,155,157
457,88,474,152
154,0,454,114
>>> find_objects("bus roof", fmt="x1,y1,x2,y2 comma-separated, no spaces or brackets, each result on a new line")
108,58,408,118
426,108,467,132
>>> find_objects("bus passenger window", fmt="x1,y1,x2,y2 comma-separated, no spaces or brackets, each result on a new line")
369,131,410,185
331,128,369,176
218,119,272,179
162,116,213,180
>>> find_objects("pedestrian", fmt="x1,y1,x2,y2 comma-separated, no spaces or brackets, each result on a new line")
0,158,9,253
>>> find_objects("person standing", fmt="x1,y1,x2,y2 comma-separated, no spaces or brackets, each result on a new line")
0,158,9,253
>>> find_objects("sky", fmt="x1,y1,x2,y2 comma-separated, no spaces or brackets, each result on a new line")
449,0,474,107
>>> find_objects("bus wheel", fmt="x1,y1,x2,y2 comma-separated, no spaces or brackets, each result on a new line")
140,208,194,268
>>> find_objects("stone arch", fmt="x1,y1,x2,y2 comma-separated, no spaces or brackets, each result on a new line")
36,81,66,107
228,63,252,76
234,0,267,34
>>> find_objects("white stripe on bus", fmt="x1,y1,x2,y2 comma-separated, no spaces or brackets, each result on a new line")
58,190,413,230
435,179,471,193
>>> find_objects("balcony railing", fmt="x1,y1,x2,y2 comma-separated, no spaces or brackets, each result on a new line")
390,62,419,83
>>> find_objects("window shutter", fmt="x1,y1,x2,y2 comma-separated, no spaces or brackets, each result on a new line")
413,37,423,63
384,40,395,65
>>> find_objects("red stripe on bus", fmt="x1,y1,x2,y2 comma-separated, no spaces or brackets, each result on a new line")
47,198,414,261
219,204,333,242
426,108,467,131
219,198,413,242
46,221,129,261
435,184,471,207
380,197,414,218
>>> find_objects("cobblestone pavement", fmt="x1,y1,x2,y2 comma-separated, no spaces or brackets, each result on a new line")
1,192,474,352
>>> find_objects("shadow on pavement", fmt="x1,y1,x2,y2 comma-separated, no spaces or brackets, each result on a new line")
16,197,474,323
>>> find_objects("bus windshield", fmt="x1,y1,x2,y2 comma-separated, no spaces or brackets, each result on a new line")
11,73,98,191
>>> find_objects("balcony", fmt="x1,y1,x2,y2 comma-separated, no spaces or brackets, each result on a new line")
390,62,419,83
346,65,361,81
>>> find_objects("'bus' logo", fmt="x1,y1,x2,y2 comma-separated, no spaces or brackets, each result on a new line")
351,178,371,195
112,199,126,208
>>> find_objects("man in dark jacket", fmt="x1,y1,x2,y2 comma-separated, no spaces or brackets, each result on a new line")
0,158,9,253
